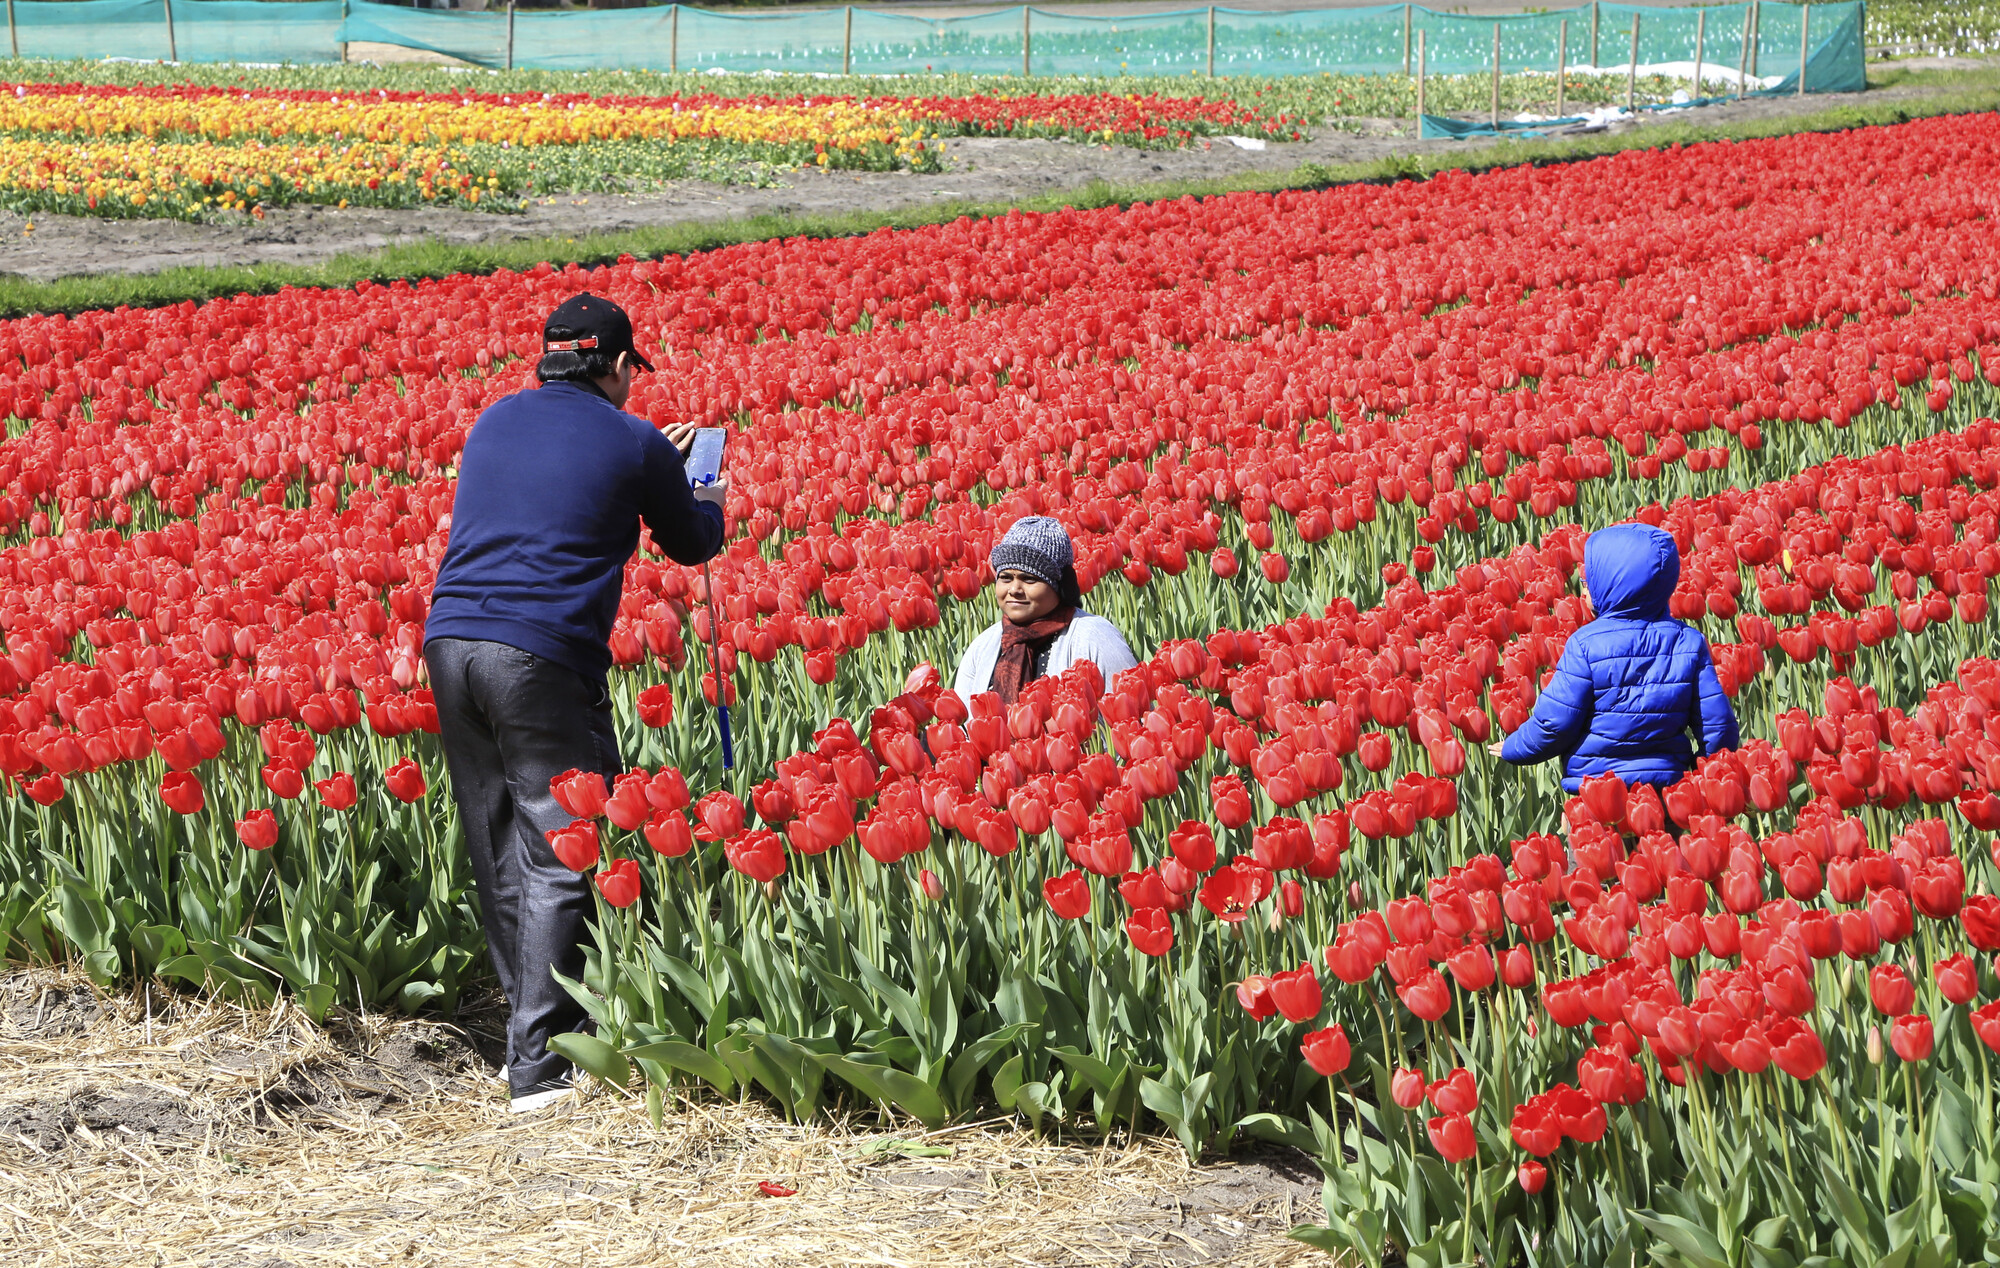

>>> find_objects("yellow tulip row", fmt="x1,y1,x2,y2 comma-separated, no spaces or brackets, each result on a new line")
0,87,910,151
0,135,494,214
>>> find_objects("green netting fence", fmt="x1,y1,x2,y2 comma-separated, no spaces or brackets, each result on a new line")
0,0,1864,89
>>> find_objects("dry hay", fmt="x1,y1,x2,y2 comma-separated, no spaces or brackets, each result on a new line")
0,966,1333,1268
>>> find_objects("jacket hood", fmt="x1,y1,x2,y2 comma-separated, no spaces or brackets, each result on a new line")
1584,523,1680,620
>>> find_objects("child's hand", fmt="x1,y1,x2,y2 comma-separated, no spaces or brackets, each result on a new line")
1486,742,1506,759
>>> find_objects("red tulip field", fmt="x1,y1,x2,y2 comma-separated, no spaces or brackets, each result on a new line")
9,109,2000,1265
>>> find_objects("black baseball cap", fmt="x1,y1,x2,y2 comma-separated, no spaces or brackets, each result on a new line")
542,293,654,372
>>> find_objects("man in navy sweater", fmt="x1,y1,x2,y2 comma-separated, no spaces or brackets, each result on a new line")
424,293,726,1112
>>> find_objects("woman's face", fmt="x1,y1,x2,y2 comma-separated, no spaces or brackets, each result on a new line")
994,569,1060,624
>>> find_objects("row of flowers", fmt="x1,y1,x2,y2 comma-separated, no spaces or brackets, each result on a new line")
0,80,1296,148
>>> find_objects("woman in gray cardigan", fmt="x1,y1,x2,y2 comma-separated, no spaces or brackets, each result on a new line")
952,516,1140,703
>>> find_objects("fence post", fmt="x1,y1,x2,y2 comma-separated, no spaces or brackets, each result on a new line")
1556,18,1566,117
1797,3,1808,96
162,0,176,62
670,4,678,74
1401,4,1410,76
1691,8,1703,98
505,1,515,71
843,6,851,75
1589,2,1598,68
1022,6,1030,77
6,0,14,61
1749,0,1759,78
1490,23,1500,128
337,0,347,63
1207,6,1215,77
1625,14,1638,113
1413,28,1424,137
1737,2,1752,98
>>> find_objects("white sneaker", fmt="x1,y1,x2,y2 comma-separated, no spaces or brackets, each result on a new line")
509,1085,574,1114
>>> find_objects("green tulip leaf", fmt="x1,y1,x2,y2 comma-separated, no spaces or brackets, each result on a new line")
991,1053,1026,1111
944,1022,1031,1111
82,948,121,986
1818,1159,1885,1262
53,879,114,957
396,979,445,1014
621,1040,736,1097
1938,1189,1990,1261
1236,1111,1317,1155
811,1051,948,1129
129,924,187,973
547,1032,630,1091
295,983,336,1023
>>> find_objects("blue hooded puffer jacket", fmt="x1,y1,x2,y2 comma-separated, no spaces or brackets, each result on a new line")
1499,523,1739,790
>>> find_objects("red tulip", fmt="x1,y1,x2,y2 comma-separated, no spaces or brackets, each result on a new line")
1578,773,1628,826
315,773,357,810
159,771,205,815
1427,1113,1477,1164
236,809,279,851
1198,867,1258,923
1934,954,1980,1005
1044,869,1091,920
1890,1013,1934,1062
1301,1024,1351,1076
1766,1018,1828,1081
605,773,653,832
1510,1103,1561,1156
1126,907,1173,956
644,767,692,813
261,760,305,801
644,810,695,858
595,857,642,907
1211,775,1254,829
637,684,675,728
547,820,601,872
1390,1066,1427,1110
383,758,427,803
1518,1161,1548,1194
695,791,748,840
1268,963,1324,1023
1278,879,1305,918
724,829,786,883
1235,975,1277,1019
551,768,609,819
1869,964,1915,1016
1427,1067,1479,1116
1973,1001,2000,1054
1397,968,1452,1021
1259,553,1290,585
1499,945,1537,990
25,773,65,806
919,869,945,902
1963,895,2000,951
1170,820,1218,872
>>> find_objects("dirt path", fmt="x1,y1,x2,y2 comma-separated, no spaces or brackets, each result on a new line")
0,968,1325,1268
0,73,1981,283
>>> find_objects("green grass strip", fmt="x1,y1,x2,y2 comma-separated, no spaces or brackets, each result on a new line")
2,68,1996,320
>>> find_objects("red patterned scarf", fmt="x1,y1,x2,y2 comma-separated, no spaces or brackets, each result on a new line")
990,606,1077,704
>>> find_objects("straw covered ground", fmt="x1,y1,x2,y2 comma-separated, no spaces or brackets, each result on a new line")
0,967,1329,1267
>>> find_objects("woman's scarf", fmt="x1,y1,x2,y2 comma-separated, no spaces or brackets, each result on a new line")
990,606,1077,704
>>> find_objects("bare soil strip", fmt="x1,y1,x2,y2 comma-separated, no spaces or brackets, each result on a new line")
0,73,1977,284
0,968,1325,1267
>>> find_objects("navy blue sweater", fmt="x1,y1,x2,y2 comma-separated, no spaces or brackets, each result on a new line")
425,381,724,686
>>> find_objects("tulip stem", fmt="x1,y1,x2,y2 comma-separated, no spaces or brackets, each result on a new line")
1461,1163,1474,1266
1816,1072,1854,1187
1903,1063,1928,1199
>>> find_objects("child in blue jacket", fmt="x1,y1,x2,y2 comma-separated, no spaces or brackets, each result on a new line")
1489,522,1739,791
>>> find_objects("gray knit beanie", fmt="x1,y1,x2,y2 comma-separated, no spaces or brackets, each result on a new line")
989,516,1073,589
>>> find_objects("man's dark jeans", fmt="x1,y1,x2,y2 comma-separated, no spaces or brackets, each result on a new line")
424,637,619,1097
